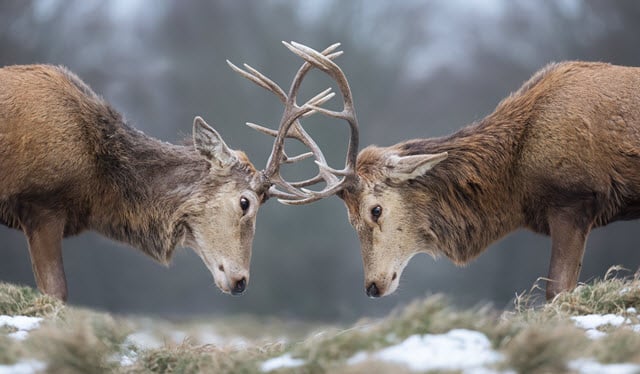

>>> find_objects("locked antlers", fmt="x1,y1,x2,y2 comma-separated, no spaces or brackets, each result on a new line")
228,41,359,204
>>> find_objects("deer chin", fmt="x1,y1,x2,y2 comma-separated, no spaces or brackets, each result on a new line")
380,274,401,297
190,244,247,295
211,266,232,294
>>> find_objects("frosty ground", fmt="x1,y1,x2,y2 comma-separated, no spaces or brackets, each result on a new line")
1,269,639,373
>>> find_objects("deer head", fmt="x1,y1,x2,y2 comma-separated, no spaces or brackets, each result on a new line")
199,42,339,295
183,116,264,295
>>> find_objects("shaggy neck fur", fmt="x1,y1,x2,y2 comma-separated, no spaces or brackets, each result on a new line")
384,67,563,264
89,115,213,263
398,118,524,263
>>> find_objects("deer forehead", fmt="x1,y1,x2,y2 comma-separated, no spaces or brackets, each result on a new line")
345,183,404,221
212,181,252,202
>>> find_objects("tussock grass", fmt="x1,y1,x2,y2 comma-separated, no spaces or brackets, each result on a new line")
129,342,283,374
590,329,640,364
544,267,640,316
0,282,63,317
0,334,20,365
26,309,132,374
0,267,639,373
501,324,588,373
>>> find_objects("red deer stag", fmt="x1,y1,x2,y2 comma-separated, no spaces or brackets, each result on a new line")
247,42,640,300
0,59,334,300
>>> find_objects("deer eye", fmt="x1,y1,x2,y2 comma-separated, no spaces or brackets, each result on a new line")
371,205,382,222
240,197,250,213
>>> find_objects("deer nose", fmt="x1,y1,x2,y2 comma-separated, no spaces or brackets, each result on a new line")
366,282,380,298
231,277,247,296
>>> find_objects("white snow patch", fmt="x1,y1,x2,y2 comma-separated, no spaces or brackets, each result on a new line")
625,307,637,314
569,358,640,374
0,315,43,341
119,351,138,367
195,327,253,348
347,329,503,372
0,315,42,331
0,360,46,374
169,330,187,344
125,331,163,350
261,353,305,372
195,330,226,345
346,351,368,366
571,314,629,340
107,349,138,367
584,329,607,340
571,314,626,330
8,330,30,341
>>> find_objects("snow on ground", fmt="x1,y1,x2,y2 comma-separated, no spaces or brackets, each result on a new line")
261,321,640,373
571,314,627,330
125,331,164,350
347,329,504,372
0,315,42,341
0,360,46,374
119,327,252,367
261,353,305,372
3,310,640,373
571,311,640,339
195,327,251,348
569,358,640,374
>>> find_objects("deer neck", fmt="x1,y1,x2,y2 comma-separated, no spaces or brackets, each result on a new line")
400,116,525,264
93,124,209,263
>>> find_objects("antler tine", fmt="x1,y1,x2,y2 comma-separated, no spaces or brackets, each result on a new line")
278,177,352,205
282,151,314,164
268,174,309,198
286,41,359,173
227,60,287,102
267,185,304,200
290,174,324,188
245,122,279,137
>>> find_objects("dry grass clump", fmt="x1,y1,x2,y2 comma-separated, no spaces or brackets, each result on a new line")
0,282,63,317
501,323,588,373
496,266,640,372
589,329,640,364
507,266,640,324
26,309,132,374
129,341,283,374
545,267,640,316
0,334,20,365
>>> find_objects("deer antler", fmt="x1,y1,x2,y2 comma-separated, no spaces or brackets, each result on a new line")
228,41,359,203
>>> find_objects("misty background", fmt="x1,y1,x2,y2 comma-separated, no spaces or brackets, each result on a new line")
1,0,639,323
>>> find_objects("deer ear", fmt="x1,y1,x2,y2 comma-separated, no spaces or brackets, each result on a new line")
193,116,237,168
386,152,448,181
